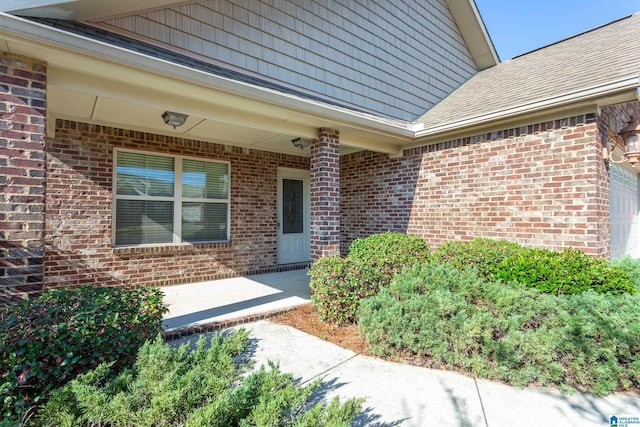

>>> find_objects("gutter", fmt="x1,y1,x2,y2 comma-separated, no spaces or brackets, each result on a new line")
0,12,416,138
415,75,640,140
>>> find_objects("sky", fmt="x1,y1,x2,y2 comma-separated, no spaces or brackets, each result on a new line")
474,0,640,61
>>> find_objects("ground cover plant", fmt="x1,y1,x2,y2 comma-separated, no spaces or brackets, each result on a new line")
309,232,430,324
0,286,167,422
32,331,363,427
358,262,640,395
612,255,640,290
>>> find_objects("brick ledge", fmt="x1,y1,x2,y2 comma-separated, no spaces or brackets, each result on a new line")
113,241,232,256
163,303,310,341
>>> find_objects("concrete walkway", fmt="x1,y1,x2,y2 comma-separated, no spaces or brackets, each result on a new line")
162,270,640,427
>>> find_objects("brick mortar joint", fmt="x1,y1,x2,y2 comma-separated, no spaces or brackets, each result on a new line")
340,113,597,161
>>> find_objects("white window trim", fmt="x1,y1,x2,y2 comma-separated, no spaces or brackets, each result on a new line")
112,148,231,247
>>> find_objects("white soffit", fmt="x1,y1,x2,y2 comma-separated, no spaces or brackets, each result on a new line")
445,0,499,68
0,0,183,21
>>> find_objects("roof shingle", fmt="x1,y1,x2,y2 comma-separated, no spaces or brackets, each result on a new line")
418,13,640,130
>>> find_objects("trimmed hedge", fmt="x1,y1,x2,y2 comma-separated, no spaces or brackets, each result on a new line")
0,286,167,422
308,256,362,325
358,262,640,395
310,232,430,324
496,247,635,295
435,238,634,295
434,238,522,280
347,232,432,285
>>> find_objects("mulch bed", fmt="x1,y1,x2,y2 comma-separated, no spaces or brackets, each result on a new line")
271,304,370,355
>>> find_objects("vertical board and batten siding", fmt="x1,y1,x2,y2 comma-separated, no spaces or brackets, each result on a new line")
100,0,477,121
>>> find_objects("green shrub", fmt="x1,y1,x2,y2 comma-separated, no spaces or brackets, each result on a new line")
348,232,431,286
358,262,640,395
496,247,635,295
309,256,364,324
434,238,523,281
0,286,167,422
33,331,363,426
611,255,640,291
435,238,635,295
310,233,431,324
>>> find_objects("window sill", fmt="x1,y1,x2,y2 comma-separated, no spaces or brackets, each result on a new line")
113,241,232,256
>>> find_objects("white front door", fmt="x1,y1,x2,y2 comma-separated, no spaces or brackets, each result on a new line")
277,168,310,264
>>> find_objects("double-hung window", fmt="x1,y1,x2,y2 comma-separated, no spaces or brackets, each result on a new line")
114,149,229,246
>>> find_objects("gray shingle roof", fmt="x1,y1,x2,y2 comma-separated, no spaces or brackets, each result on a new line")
417,13,640,130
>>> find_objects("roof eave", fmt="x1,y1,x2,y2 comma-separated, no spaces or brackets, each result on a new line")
412,75,640,144
0,0,184,21
445,0,499,68
0,12,416,141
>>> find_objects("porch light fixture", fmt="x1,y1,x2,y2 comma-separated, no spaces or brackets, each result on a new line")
291,137,316,150
162,111,189,129
606,119,640,166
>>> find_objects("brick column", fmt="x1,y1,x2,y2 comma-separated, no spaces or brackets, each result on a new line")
0,53,47,302
310,128,340,260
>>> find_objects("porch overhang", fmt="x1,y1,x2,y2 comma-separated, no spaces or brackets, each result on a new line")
0,12,414,157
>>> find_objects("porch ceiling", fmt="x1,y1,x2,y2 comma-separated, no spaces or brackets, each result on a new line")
0,14,412,157
0,0,192,21
46,60,404,157
49,86,309,154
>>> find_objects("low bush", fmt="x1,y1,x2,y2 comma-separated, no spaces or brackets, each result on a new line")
495,247,635,295
611,255,640,291
358,262,640,395
310,233,430,324
435,238,634,295
0,286,167,422
434,238,523,280
309,256,363,325
33,331,363,427
347,232,431,287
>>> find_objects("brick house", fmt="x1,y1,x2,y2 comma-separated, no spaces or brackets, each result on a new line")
1,1,639,300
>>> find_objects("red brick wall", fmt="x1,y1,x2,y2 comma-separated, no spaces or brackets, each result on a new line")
45,120,309,289
598,101,640,144
310,128,340,259
0,53,47,301
341,113,612,257
340,148,419,254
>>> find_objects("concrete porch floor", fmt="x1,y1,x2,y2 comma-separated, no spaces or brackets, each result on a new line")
161,269,310,333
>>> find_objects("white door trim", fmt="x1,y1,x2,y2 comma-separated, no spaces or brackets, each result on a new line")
277,167,311,264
